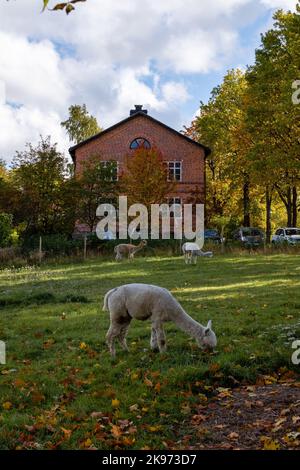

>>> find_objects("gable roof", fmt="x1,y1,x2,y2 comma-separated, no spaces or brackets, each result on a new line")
69,111,211,161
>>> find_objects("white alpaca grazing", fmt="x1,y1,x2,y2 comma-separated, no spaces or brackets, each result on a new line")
103,283,217,357
114,240,147,261
182,242,213,265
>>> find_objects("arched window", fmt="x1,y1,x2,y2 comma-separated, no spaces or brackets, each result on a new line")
130,138,151,150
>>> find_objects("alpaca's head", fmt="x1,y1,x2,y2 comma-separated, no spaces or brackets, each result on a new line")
197,320,217,350
141,240,147,247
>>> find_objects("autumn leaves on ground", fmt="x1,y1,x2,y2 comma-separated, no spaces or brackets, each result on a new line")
0,254,299,450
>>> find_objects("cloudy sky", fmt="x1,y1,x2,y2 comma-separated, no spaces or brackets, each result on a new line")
0,0,297,162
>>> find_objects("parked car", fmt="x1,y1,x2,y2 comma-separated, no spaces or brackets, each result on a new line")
271,227,300,245
232,227,264,247
204,229,223,244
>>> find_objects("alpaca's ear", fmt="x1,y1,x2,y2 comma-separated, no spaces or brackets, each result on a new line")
207,320,212,330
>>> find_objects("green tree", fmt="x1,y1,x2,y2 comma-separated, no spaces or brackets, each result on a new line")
188,69,254,227
246,4,300,228
61,104,102,145
77,156,119,232
12,137,73,235
0,213,13,247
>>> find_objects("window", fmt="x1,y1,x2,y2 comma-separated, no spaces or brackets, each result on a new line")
130,138,151,150
168,162,182,181
167,197,182,207
101,161,118,181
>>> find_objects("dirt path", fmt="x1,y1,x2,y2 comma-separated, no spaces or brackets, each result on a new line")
190,376,300,450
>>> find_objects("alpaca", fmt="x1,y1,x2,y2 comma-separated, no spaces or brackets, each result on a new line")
182,242,213,265
103,283,217,357
114,240,147,261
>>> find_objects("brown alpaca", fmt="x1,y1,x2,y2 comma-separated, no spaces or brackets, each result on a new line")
114,240,147,261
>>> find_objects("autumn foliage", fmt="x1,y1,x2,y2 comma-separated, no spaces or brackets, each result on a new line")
120,147,176,208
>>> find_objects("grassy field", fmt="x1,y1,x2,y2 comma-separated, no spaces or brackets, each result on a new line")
0,254,299,450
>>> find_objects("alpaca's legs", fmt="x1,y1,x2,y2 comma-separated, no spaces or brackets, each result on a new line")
117,320,131,351
150,327,159,351
106,323,122,357
154,324,167,353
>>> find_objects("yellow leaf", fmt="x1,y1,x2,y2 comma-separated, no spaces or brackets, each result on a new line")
79,342,87,350
261,437,280,450
149,425,162,432
83,438,92,448
131,373,139,381
112,398,120,408
2,402,13,410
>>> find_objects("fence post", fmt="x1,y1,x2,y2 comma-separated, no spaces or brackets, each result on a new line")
39,236,42,263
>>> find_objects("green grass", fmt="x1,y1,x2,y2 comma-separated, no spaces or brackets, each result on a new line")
0,254,299,449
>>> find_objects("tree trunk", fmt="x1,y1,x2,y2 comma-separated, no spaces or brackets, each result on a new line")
243,176,250,227
292,186,297,227
287,188,292,227
266,186,272,244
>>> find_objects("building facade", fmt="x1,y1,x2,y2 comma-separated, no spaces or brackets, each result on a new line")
69,106,210,235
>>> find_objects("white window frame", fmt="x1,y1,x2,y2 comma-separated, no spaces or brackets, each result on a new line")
167,161,182,182
167,197,182,207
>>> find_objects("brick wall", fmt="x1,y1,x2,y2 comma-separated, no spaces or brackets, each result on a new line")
73,113,205,205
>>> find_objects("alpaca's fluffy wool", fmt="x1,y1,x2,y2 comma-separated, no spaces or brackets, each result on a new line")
103,283,217,357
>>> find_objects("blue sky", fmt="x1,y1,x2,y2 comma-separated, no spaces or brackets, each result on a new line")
0,0,297,161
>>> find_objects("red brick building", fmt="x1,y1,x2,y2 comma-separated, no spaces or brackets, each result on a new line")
69,106,210,234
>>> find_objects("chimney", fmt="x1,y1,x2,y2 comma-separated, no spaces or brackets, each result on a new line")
130,105,148,116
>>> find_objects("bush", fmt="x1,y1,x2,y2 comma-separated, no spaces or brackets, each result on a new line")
22,234,82,257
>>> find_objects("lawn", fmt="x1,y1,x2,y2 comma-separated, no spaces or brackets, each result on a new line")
0,254,299,450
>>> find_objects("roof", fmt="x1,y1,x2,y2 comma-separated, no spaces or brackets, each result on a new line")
69,111,211,161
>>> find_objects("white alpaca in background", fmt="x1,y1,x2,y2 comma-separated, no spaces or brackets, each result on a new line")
182,242,213,265
114,240,147,261
103,283,217,357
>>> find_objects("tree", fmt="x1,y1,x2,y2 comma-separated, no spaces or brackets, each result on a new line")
12,137,73,235
77,156,119,232
0,160,18,217
120,147,176,208
187,69,254,227
0,213,13,247
61,104,102,145
246,4,300,228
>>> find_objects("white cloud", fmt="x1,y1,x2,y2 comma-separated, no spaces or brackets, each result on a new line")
0,103,68,161
162,82,190,104
260,0,296,9
0,0,296,162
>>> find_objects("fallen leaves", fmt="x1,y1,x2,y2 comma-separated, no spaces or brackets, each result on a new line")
261,437,280,450
2,401,13,410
